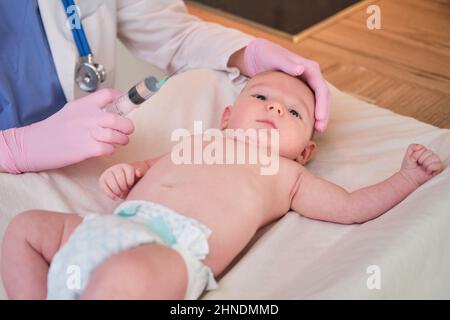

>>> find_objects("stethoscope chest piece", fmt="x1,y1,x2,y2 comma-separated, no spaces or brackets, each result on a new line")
62,0,106,92
75,54,106,92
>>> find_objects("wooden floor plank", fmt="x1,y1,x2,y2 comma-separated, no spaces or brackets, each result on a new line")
396,0,450,15
313,20,450,79
325,65,450,128
298,38,450,96
349,0,450,51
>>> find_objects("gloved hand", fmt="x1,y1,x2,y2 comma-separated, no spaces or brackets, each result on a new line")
244,38,331,132
0,89,134,174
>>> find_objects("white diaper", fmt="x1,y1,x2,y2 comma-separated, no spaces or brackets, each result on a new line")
47,200,218,299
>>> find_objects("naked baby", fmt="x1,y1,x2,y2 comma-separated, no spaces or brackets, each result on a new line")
1,71,444,300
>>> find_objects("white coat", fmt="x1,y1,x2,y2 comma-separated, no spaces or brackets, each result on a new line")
37,0,253,101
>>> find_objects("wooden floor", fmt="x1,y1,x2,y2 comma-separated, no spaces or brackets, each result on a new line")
187,0,450,129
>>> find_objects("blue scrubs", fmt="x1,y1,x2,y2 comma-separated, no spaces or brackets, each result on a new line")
0,0,67,130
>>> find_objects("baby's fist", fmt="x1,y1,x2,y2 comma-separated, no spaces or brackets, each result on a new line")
400,144,443,187
99,163,141,200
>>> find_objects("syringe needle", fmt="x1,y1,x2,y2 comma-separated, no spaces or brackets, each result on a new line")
156,65,185,89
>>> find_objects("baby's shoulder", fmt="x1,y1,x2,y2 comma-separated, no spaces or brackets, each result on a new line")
275,157,307,185
279,157,306,172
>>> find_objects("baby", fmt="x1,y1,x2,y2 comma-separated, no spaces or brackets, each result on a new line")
1,71,444,300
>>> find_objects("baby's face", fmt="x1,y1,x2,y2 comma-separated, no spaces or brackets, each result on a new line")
221,71,316,163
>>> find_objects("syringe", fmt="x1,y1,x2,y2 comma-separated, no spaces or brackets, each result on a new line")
104,68,181,116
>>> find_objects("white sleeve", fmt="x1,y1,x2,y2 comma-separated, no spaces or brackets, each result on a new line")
116,0,254,83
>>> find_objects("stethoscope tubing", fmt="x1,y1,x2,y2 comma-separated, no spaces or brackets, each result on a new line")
61,0,92,57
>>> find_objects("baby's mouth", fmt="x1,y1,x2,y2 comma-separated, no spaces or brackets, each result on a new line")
256,119,277,129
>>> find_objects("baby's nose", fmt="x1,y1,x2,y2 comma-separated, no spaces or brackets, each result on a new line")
266,103,284,116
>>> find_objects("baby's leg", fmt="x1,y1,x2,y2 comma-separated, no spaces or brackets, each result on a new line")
1,210,82,299
81,243,188,299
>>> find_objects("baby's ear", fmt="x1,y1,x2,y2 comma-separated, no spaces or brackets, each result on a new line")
296,141,316,165
221,106,233,130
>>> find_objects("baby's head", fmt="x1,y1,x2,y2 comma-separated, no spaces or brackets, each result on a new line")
221,71,316,165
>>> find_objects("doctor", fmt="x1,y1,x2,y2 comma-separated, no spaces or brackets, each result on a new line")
0,0,331,174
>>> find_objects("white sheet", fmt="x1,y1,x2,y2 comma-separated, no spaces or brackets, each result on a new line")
1,69,449,299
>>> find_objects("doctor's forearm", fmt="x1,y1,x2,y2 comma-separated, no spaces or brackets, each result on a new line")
228,47,250,77
0,132,14,173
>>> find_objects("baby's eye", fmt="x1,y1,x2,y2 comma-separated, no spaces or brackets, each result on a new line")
252,94,267,101
288,108,302,119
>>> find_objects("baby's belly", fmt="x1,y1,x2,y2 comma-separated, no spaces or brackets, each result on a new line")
126,160,274,275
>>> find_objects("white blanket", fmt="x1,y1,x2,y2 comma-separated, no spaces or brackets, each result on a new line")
1,69,449,299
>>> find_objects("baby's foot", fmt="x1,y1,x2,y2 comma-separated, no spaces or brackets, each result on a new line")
400,144,443,188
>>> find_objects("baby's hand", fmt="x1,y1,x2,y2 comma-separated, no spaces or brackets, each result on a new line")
400,144,443,188
99,163,142,200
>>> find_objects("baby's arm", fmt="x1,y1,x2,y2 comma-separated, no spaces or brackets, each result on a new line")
291,144,443,224
99,155,165,200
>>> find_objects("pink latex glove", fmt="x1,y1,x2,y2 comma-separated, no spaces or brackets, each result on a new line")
244,38,331,132
0,89,134,174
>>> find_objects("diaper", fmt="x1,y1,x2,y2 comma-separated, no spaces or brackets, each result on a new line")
47,200,218,300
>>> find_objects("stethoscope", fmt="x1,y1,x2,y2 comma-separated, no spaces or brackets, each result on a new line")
62,0,105,92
